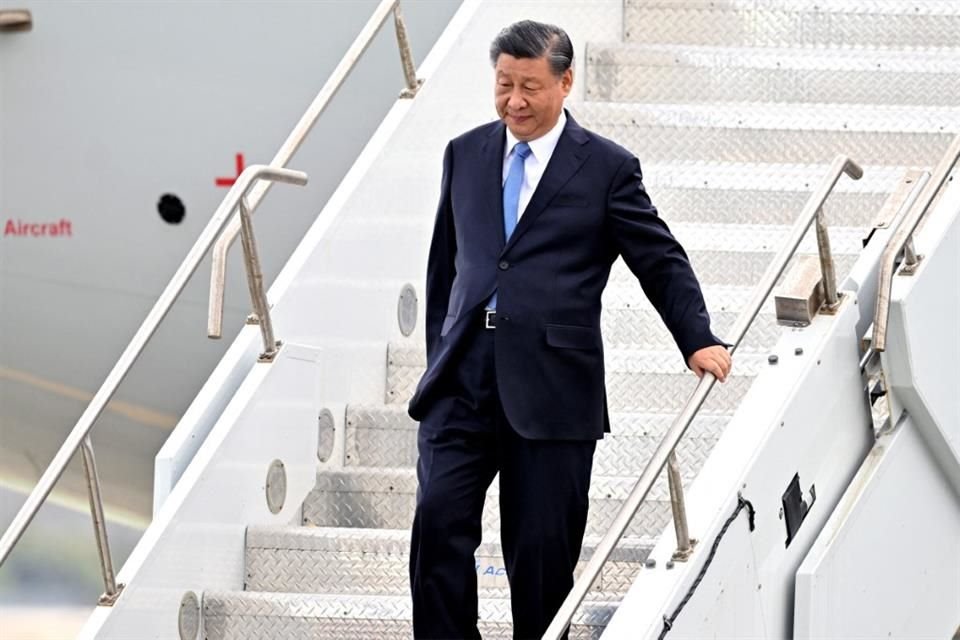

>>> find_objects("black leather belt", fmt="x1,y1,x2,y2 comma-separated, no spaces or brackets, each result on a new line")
484,310,497,329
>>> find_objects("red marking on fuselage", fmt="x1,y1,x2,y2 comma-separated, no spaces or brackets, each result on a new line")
3,218,73,237
215,153,246,187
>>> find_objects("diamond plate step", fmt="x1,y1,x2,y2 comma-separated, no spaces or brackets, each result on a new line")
585,44,960,106
244,525,652,597
344,404,729,475
202,592,614,640
665,222,868,255
602,306,785,351
620,250,860,290
643,160,908,192
303,467,685,539
609,222,866,290
653,187,887,227
386,344,761,411
573,102,958,166
622,0,960,48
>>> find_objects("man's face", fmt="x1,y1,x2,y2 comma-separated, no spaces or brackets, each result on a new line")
494,53,573,141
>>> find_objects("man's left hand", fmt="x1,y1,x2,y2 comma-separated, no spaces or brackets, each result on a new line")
688,346,732,382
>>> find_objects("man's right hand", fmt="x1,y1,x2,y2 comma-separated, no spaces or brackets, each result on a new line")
687,346,733,382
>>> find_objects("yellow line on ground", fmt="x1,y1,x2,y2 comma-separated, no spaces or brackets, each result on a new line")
0,476,151,529
0,367,177,431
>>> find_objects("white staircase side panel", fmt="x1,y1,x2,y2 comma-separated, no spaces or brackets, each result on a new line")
604,295,874,638
78,343,322,639
884,176,960,492
794,414,960,639
154,332,260,514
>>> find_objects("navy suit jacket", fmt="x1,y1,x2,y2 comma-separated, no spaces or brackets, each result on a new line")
408,112,722,440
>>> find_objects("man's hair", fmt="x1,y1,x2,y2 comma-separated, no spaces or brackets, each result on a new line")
489,20,574,77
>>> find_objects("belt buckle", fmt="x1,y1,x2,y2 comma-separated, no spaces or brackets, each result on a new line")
484,310,496,329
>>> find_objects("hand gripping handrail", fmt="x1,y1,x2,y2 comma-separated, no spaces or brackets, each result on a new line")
207,0,420,339
543,156,863,639
873,133,960,352
0,165,307,602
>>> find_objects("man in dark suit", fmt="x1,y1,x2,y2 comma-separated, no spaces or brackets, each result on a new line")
407,20,732,639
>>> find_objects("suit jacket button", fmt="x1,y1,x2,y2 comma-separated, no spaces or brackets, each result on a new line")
498,260,510,271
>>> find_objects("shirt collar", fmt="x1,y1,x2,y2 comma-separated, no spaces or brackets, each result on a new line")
504,110,567,162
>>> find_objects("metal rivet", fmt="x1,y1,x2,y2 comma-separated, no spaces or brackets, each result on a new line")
178,591,200,640
768,354,779,364
317,409,335,463
398,284,418,337
644,558,657,569
265,459,287,515
795,347,804,356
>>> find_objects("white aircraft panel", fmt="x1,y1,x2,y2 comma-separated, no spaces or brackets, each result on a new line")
795,415,960,638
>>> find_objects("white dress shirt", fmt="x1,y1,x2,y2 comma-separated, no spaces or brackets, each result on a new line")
503,110,567,219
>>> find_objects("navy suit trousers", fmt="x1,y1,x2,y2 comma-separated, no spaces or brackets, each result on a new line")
409,317,596,639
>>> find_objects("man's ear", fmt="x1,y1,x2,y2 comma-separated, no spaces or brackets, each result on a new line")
561,68,574,96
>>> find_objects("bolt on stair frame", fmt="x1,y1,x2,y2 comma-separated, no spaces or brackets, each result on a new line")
874,133,960,352
0,165,306,603
543,155,863,640
207,0,423,339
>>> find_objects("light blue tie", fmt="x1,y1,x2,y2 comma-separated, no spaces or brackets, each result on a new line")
490,141,532,310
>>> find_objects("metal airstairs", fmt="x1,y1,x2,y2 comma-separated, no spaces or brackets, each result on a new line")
2,1,958,638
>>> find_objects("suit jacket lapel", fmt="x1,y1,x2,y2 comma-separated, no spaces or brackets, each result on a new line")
481,122,508,248
502,114,591,256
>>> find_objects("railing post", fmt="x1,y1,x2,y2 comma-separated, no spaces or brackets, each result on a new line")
80,437,123,605
392,2,422,97
900,236,923,275
238,196,280,362
815,206,841,313
667,451,696,561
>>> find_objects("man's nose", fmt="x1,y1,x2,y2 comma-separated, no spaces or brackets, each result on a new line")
507,89,526,110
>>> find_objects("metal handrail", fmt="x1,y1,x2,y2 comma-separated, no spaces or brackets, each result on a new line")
207,0,420,339
873,133,960,352
543,155,863,639
0,165,307,597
